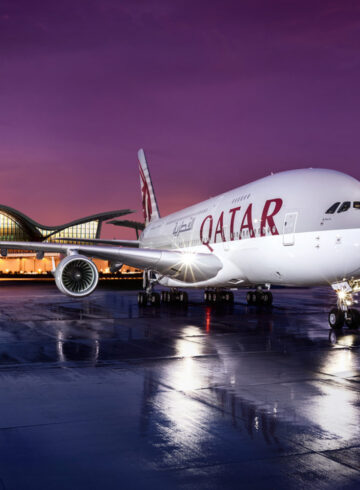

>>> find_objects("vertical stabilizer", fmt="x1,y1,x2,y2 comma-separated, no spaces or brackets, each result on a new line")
138,149,160,226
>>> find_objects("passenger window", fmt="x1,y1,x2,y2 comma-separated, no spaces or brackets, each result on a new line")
354,202,360,209
338,202,351,213
325,202,340,214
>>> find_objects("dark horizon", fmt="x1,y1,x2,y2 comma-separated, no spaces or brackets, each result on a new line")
1,0,360,237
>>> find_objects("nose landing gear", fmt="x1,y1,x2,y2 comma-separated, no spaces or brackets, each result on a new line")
329,281,360,329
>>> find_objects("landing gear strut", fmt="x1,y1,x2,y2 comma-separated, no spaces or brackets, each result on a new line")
137,270,189,307
137,271,160,307
329,281,360,329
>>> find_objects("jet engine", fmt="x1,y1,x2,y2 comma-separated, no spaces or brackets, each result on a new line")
55,255,99,297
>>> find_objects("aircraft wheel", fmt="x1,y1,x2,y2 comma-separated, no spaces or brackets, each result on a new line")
138,291,148,307
150,292,160,306
328,307,344,330
345,308,360,329
251,292,259,305
224,291,234,303
262,291,273,306
179,291,188,304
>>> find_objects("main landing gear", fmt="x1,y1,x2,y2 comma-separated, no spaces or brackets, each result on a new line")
329,281,360,329
161,289,188,305
137,283,189,307
138,290,189,306
204,289,234,304
137,290,161,306
246,288,273,306
137,271,162,307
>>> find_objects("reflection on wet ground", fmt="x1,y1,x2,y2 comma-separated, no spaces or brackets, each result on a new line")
0,284,359,489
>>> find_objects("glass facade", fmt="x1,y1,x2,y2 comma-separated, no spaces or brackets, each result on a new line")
0,207,141,276
45,221,99,243
0,213,29,241
0,214,99,245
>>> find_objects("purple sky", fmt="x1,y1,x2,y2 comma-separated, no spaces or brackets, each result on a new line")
1,0,360,238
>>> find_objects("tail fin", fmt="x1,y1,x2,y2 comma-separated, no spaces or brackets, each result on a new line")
138,149,160,226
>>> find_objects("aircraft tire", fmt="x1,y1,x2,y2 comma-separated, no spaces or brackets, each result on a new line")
252,292,260,305
225,291,234,303
328,307,344,329
138,291,148,307
262,291,273,306
150,292,160,306
345,308,360,329
179,292,188,304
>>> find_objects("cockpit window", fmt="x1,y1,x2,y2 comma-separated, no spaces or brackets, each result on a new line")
325,202,340,214
338,201,351,213
354,202,360,209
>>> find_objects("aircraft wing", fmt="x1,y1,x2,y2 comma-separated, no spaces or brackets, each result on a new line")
54,237,140,248
0,241,222,283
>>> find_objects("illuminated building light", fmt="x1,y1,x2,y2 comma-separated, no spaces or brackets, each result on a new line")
0,207,143,278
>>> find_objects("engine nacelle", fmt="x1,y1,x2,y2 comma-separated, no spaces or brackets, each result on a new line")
55,255,99,297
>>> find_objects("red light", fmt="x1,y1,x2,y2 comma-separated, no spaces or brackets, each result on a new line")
205,307,211,333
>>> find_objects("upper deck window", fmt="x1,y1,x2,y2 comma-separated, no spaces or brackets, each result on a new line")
325,202,340,214
354,202,360,209
338,201,351,213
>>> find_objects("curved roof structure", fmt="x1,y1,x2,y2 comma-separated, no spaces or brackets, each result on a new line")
0,205,135,241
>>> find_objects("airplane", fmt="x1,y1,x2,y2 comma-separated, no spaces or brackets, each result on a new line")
0,149,359,330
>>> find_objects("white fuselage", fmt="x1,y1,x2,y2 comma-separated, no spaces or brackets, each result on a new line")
139,169,360,288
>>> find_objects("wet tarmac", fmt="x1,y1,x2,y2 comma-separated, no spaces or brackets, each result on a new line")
0,283,359,489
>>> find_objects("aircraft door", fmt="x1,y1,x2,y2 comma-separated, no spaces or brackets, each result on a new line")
282,212,298,246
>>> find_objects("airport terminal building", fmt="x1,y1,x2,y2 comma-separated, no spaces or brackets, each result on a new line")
0,206,142,277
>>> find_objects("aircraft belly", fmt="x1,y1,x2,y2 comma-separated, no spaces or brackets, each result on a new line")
157,228,360,289
236,229,360,286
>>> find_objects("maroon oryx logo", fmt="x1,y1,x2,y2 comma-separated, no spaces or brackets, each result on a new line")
139,163,152,223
